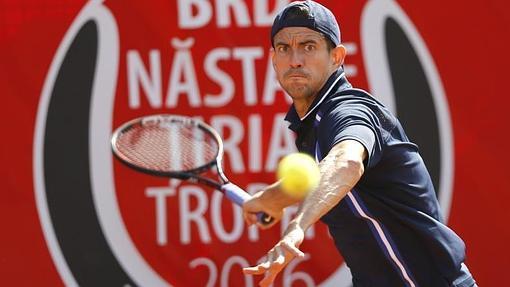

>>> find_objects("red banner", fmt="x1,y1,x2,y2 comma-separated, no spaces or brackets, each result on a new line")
1,0,509,286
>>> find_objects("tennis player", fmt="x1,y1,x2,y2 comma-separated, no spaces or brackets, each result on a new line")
242,1,477,286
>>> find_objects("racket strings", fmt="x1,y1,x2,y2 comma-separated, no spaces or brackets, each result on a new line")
115,123,218,172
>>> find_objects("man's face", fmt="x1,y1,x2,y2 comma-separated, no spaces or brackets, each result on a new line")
272,27,339,101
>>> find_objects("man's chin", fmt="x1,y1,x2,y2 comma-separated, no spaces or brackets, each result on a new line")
286,89,313,100
284,81,306,91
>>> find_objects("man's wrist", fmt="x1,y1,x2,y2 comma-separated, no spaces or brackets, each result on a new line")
288,216,310,233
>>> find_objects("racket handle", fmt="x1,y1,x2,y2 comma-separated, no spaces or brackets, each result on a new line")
222,183,274,225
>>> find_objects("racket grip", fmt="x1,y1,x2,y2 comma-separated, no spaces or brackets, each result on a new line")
222,183,274,225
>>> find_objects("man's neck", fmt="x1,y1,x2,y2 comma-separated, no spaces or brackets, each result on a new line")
293,69,341,118
293,96,316,118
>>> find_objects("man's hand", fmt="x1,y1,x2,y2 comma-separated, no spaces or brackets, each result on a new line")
243,190,283,229
243,182,300,229
242,222,306,287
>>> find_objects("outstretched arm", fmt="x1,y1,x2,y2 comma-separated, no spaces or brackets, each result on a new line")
243,139,367,287
293,139,366,230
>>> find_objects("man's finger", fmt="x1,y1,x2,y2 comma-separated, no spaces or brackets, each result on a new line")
258,248,288,287
242,265,266,275
273,246,286,266
259,260,271,270
259,267,282,287
244,212,258,225
244,257,272,274
282,241,305,258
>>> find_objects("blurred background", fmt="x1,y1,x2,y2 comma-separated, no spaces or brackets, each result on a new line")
1,0,509,286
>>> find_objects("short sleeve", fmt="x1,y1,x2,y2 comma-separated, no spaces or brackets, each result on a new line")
317,102,383,169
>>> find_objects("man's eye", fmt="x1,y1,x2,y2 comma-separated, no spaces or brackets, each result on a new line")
304,44,315,52
277,46,288,53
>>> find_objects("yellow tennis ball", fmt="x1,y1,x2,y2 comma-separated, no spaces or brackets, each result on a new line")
277,153,320,198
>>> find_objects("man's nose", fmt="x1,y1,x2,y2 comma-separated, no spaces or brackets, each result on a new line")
289,50,303,68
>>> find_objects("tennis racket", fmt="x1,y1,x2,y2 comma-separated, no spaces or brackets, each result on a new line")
111,114,273,225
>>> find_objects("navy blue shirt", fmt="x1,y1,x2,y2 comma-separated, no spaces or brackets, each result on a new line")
285,69,475,287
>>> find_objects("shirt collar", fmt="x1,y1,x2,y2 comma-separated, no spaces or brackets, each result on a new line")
285,69,350,131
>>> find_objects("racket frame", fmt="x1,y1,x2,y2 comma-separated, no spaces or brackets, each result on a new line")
111,115,228,188
111,114,274,225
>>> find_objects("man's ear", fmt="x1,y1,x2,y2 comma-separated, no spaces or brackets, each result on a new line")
331,44,347,67
270,48,275,67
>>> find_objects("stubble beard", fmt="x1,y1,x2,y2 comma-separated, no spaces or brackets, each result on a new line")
281,75,321,103
286,84,314,101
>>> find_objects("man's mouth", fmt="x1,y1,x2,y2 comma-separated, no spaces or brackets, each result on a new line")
284,69,308,79
287,73,307,79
